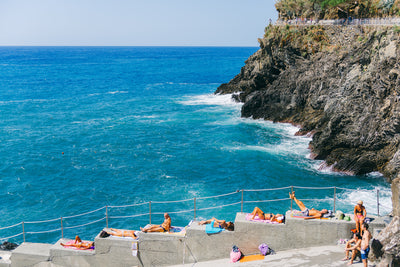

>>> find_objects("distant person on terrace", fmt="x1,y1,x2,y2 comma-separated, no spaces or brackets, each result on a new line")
141,213,171,233
289,191,328,219
103,228,137,238
198,217,234,231
354,200,366,233
250,207,284,222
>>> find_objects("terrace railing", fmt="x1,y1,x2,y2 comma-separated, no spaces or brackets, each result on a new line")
0,185,390,243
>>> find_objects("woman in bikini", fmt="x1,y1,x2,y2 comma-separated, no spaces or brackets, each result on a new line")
250,207,284,222
354,200,366,233
104,228,137,238
60,235,94,249
198,217,234,231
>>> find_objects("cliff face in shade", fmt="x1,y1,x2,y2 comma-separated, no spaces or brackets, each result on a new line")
216,25,400,181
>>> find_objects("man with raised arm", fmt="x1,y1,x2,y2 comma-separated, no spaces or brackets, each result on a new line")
289,191,328,219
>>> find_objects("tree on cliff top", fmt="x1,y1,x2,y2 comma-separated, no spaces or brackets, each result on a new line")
275,0,400,20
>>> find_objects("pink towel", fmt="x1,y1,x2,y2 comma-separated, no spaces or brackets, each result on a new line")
245,213,280,224
61,240,94,250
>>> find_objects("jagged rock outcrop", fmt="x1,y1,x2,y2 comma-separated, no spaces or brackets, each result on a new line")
216,25,400,181
371,178,400,265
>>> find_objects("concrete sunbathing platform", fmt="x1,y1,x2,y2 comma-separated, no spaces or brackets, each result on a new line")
6,212,388,266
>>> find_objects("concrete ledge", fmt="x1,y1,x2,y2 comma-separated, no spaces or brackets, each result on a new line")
94,231,140,267
137,230,190,266
0,251,11,267
10,242,52,267
234,212,287,254
49,238,96,267
6,213,389,266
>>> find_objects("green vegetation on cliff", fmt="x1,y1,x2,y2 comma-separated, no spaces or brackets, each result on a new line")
275,0,400,19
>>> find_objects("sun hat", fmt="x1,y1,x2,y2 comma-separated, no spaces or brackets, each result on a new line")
357,200,363,205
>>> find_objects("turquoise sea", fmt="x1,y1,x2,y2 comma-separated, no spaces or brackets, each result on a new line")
0,47,392,243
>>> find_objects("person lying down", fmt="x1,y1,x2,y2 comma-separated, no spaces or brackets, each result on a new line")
60,235,94,250
102,228,138,239
250,207,284,223
198,217,234,231
289,191,329,220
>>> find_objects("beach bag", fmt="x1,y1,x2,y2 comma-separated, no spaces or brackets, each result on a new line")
230,245,242,262
344,216,351,221
335,210,344,220
322,210,334,218
259,243,269,256
0,241,18,251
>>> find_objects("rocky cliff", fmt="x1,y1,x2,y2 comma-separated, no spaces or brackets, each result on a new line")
216,25,400,181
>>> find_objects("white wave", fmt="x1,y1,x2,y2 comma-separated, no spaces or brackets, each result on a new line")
177,93,242,108
107,91,128,95
224,138,310,158
336,186,392,215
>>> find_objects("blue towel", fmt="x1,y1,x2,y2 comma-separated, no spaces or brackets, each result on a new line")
205,220,224,234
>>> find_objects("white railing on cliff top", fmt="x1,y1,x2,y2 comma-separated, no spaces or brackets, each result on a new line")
0,185,390,243
275,17,400,26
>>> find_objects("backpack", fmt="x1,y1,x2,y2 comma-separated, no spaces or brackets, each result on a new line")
259,243,269,255
0,241,18,251
230,245,242,262
335,210,344,220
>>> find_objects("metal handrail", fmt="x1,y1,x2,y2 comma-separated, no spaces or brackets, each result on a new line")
0,185,389,243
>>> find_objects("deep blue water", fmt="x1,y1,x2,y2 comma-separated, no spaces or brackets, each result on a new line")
0,47,392,243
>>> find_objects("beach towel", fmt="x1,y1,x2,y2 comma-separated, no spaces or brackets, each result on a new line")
239,254,265,262
205,220,224,234
290,210,329,219
245,213,282,224
61,240,94,251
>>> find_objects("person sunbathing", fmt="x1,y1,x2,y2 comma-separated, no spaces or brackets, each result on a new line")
342,233,361,263
354,200,367,233
141,213,171,233
103,228,137,239
289,191,328,219
250,207,284,222
198,217,234,231
60,235,94,249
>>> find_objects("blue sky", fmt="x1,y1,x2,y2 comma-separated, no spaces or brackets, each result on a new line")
0,0,278,46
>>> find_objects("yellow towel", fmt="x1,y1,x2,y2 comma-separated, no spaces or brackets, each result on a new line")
239,254,265,262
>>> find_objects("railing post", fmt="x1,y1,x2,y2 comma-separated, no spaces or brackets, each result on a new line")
22,222,25,243
105,206,109,228
333,187,336,213
377,189,380,217
290,186,294,212
149,201,152,224
194,198,196,220
241,189,244,213
61,217,63,239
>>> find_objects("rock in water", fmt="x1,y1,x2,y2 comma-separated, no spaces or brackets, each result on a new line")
216,25,400,181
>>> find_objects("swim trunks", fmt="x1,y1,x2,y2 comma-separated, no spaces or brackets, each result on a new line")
301,208,309,216
361,247,370,260
161,226,167,232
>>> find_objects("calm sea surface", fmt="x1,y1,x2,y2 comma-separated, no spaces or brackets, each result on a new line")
0,47,392,243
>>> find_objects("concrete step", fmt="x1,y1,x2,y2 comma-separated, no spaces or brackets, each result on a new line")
10,242,52,267
0,251,11,267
